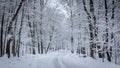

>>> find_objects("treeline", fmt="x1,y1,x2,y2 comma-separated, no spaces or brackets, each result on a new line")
58,0,120,64
0,0,65,58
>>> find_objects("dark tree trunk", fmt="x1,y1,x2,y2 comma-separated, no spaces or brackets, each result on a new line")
17,7,24,57
39,0,44,54
83,0,95,58
38,42,40,54
46,26,54,53
6,39,12,58
104,0,111,62
0,11,5,57
32,22,36,55
12,18,18,57
89,0,97,58
41,41,43,54
6,0,25,58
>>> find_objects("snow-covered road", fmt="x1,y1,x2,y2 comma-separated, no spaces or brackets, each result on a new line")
0,50,120,68
36,51,87,68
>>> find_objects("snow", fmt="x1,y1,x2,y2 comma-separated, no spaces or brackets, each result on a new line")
0,50,120,68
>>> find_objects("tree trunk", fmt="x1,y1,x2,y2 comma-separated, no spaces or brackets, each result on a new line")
6,0,25,58
0,11,5,57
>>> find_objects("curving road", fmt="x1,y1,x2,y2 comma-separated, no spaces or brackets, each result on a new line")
36,51,87,68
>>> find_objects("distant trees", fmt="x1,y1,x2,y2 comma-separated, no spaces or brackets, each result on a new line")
60,0,120,64
0,0,66,57
82,0,120,63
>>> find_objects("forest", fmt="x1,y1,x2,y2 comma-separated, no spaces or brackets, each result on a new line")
0,0,120,68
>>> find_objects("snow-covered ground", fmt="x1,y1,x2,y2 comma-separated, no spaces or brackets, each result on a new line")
0,50,120,68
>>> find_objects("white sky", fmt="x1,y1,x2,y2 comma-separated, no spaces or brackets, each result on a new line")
48,0,69,18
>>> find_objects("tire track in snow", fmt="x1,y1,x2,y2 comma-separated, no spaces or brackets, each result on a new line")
59,56,88,68
55,54,74,68
60,58,74,68
52,57,61,68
